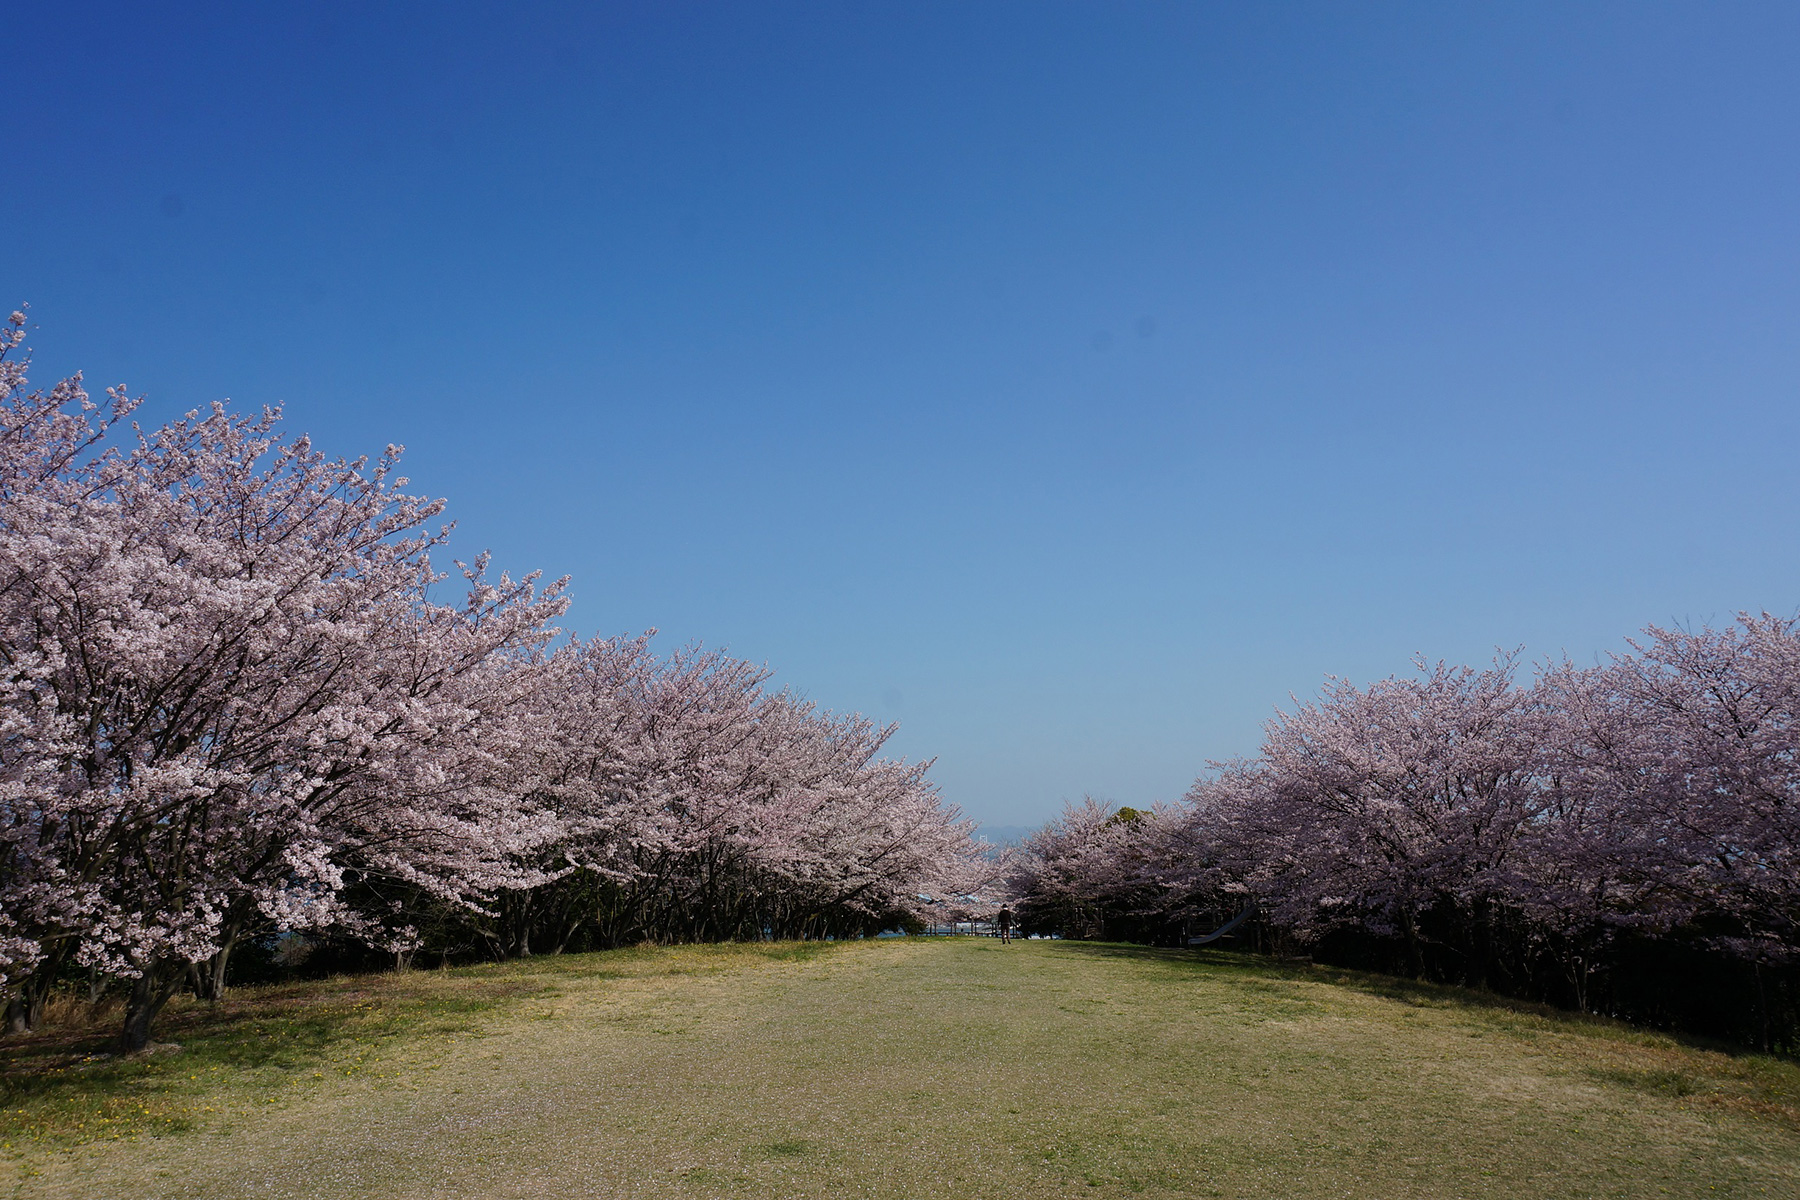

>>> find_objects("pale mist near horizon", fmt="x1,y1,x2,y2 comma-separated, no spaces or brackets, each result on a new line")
8,3,1800,830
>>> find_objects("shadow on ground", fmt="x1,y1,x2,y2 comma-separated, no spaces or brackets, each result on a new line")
1045,939,1792,1062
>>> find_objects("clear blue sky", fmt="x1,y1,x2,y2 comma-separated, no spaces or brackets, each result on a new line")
9,3,1800,828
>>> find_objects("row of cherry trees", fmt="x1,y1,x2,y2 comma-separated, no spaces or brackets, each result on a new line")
435,636,977,961
0,316,977,1050
1009,622,1800,1048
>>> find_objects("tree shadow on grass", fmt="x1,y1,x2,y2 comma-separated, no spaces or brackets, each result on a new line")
0,968,560,1147
1045,940,1800,1128
1052,938,1577,1014
0,940,850,1148
1043,939,1794,1061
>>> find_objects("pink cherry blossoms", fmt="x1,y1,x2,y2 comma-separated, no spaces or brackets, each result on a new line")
1008,635,1800,1049
0,316,978,1050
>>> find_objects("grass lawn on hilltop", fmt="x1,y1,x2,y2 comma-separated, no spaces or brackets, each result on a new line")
3,938,1798,1199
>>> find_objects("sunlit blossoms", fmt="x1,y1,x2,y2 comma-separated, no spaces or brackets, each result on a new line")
0,316,977,1050
463,635,979,958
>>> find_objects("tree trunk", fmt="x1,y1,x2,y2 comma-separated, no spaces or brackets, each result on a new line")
1472,900,1493,991
119,964,182,1053
1566,952,1590,1014
196,934,237,1001
5,945,74,1035
1399,910,1426,979
1755,961,1771,1053
12,982,48,1033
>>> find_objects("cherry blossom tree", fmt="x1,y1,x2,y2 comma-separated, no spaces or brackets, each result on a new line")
0,318,569,1047
1209,657,1545,977
1004,799,1201,941
474,637,981,953
1557,618,1800,961
1009,620,1800,1044
0,309,145,1032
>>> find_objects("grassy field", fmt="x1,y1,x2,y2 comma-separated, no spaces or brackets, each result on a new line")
3,938,1798,1199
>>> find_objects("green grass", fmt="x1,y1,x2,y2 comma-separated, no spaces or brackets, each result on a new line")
4,939,1799,1198
0,961,560,1149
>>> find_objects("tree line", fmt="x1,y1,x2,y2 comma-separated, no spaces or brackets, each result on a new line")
1008,624,1800,1050
0,315,980,1050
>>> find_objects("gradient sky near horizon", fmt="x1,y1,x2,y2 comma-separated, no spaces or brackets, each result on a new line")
9,3,1800,828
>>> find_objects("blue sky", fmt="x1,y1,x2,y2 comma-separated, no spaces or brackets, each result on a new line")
9,3,1800,827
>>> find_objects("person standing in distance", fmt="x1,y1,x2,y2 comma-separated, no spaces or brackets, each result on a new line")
996,906,1014,945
